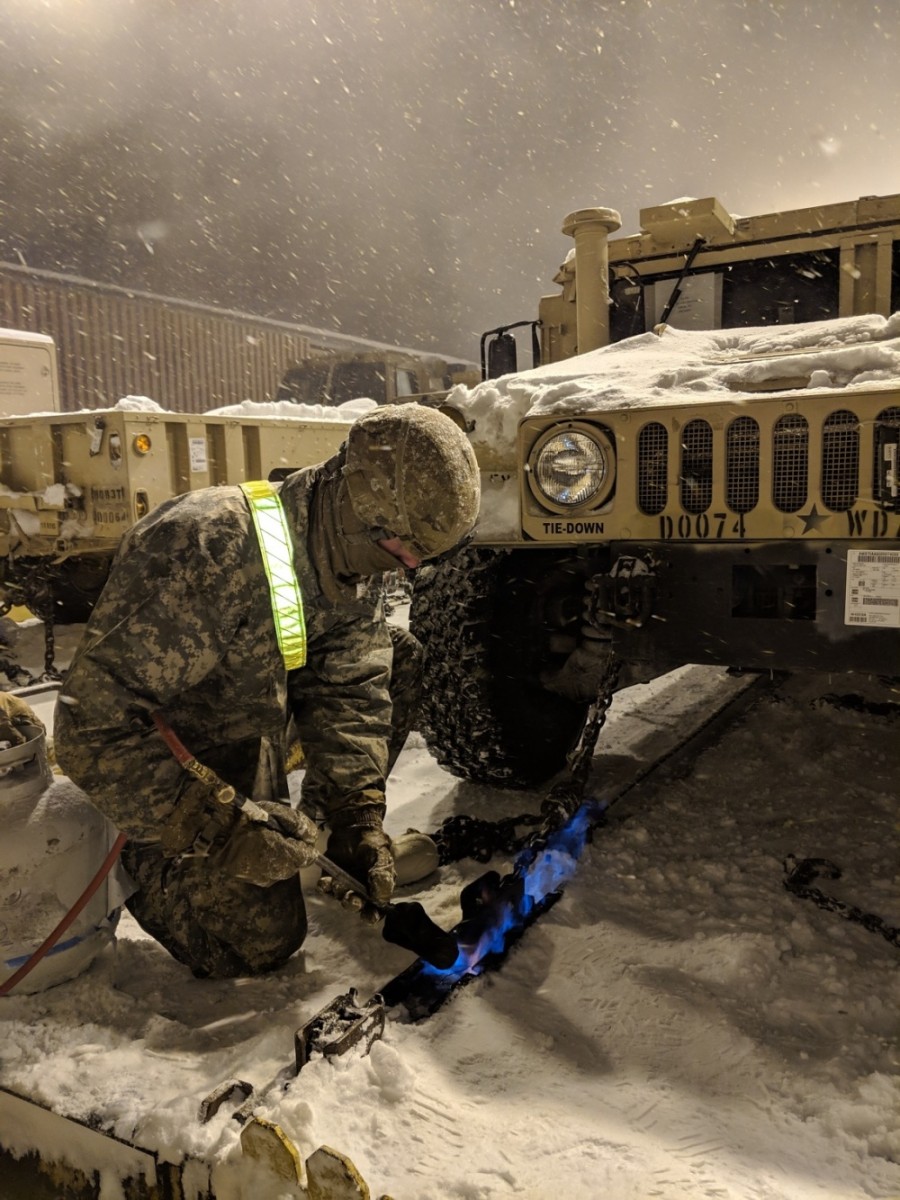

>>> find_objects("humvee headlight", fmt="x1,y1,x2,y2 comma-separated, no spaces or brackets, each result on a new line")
534,430,608,506
132,433,152,455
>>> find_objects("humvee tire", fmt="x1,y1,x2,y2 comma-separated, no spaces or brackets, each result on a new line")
409,547,590,788
51,556,113,623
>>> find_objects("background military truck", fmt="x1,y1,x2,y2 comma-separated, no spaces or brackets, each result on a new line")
410,193,900,788
0,265,474,623
0,329,360,623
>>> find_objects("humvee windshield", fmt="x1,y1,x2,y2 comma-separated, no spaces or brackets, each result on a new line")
276,363,331,404
276,361,390,406
328,361,388,404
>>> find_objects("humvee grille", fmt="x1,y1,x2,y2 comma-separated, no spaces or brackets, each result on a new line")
680,419,713,512
634,406,880,518
873,406,900,506
725,416,760,513
637,421,668,514
772,414,809,513
821,410,859,511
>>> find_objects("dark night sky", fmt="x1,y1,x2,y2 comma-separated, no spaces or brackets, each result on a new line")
1,0,898,359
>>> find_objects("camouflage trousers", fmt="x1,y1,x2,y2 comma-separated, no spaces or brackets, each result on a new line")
123,624,423,979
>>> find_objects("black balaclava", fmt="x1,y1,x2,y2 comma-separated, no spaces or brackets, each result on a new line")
308,457,401,601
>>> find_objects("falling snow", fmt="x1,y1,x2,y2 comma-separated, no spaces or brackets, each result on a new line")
0,0,898,358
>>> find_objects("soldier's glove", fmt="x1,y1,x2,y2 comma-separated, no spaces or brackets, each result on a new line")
213,799,319,888
0,690,43,747
323,804,396,915
160,779,236,859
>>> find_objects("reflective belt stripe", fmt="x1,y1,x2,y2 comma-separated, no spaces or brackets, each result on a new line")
240,480,307,670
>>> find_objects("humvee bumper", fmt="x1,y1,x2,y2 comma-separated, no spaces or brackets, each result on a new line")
595,540,899,677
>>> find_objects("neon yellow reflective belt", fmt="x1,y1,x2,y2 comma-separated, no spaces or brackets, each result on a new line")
240,480,307,670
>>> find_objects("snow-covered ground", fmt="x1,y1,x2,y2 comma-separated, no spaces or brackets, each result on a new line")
1,618,898,1200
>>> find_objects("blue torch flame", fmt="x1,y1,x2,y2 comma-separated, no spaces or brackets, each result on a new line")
421,802,602,981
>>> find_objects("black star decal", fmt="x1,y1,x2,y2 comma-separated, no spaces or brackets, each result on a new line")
798,503,829,534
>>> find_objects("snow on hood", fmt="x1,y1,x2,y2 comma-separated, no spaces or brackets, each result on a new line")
451,311,900,454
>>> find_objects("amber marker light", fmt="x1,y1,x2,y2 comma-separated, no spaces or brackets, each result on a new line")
132,433,152,455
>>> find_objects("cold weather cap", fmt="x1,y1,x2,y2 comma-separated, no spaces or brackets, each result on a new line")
343,404,480,560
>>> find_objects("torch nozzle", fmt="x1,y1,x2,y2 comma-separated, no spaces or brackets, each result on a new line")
315,854,459,971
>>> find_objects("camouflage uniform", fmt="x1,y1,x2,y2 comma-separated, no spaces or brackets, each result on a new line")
54,462,422,978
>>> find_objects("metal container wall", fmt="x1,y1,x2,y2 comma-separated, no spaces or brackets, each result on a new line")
0,265,313,414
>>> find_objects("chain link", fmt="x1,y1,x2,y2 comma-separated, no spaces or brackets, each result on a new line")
537,656,621,836
783,856,900,949
432,656,621,865
432,811,544,865
2,563,61,681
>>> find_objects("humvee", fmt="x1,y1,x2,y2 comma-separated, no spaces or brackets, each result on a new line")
411,194,900,788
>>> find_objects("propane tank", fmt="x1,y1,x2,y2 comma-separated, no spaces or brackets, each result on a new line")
0,711,123,995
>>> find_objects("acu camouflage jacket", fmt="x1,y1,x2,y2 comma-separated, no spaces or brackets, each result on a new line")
54,466,394,841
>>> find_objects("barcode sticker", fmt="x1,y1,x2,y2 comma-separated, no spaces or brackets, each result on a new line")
845,549,900,628
855,552,899,564
189,437,209,473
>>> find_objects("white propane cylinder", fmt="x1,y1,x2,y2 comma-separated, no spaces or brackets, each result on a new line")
0,723,123,995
